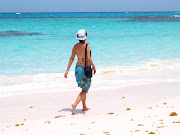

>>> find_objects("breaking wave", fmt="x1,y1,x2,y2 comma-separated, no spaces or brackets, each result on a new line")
0,60,180,97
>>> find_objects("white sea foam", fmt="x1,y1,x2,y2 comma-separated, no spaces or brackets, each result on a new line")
173,15,180,17
0,60,180,97
16,13,21,14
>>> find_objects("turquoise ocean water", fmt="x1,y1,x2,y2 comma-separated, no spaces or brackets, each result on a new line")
0,12,180,96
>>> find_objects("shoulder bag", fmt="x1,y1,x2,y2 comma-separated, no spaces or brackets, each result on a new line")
84,43,92,78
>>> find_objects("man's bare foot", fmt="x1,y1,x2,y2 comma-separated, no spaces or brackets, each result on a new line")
71,104,76,115
82,107,90,111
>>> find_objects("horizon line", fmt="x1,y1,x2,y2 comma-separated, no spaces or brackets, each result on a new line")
0,11,180,14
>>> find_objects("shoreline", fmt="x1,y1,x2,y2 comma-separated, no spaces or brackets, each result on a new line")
0,82,180,134
0,80,180,98
1,59,180,97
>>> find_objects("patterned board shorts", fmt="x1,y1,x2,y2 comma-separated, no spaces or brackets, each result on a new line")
75,65,91,90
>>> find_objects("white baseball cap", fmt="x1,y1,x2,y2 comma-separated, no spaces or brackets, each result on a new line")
76,29,87,40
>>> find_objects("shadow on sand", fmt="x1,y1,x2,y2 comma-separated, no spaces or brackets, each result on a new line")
58,108,85,115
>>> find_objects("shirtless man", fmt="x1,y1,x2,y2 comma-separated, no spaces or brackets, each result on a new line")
64,29,96,115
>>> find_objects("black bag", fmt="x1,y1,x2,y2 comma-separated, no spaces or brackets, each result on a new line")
84,43,92,78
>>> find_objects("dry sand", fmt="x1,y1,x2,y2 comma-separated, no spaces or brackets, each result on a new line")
0,82,180,135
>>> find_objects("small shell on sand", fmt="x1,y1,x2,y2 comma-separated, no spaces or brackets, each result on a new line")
55,115,65,118
126,108,131,111
122,97,125,99
135,130,140,132
80,134,87,135
130,119,134,121
45,120,51,124
29,106,34,108
157,126,164,128
148,107,153,109
15,123,24,127
90,122,95,124
24,119,26,121
137,124,144,126
15,124,19,127
163,102,167,105
169,112,178,116
149,132,156,134
107,112,114,115
103,131,110,135
172,121,180,123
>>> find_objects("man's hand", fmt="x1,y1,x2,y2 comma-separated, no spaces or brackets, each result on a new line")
92,67,96,75
64,70,69,78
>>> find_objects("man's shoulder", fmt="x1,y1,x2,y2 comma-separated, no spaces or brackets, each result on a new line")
74,43,79,47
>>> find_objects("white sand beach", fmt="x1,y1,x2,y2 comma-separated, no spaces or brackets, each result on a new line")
0,82,180,135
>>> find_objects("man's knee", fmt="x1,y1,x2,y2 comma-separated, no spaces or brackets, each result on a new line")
82,89,88,93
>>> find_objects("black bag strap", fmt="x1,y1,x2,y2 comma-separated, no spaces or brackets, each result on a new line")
85,43,91,67
85,43,88,67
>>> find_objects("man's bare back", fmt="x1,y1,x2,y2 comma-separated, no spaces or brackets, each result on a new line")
74,42,90,67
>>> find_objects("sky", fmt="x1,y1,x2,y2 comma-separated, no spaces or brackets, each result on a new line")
0,0,180,12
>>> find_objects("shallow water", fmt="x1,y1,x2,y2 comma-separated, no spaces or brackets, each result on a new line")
0,12,180,96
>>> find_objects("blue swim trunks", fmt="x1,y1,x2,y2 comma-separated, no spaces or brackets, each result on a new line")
75,65,91,90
